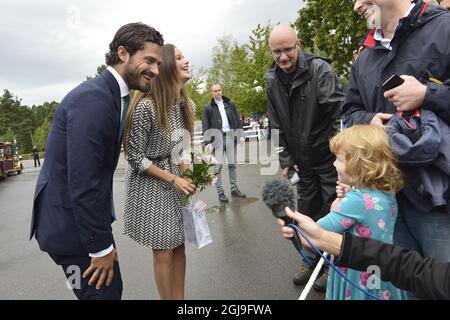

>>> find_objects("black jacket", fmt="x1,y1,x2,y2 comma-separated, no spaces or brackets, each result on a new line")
336,232,450,300
32,148,39,159
264,50,344,170
201,96,243,145
343,1,450,211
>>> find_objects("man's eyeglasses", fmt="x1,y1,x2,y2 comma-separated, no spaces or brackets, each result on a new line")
271,43,298,57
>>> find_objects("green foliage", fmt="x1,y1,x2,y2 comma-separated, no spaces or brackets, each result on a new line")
0,128,15,145
0,89,58,153
204,24,274,116
33,118,52,150
86,64,107,80
295,0,367,80
0,64,104,153
0,90,32,152
185,67,210,120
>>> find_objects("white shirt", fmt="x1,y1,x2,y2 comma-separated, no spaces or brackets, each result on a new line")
215,99,231,133
107,66,129,98
374,3,416,51
89,67,130,258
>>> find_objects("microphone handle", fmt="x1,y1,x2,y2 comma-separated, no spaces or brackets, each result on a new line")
281,216,304,255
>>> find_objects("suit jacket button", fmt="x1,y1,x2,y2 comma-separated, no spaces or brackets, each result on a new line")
89,235,95,243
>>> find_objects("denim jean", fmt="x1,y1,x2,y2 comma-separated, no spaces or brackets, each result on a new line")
214,134,238,194
394,199,450,263
394,199,450,299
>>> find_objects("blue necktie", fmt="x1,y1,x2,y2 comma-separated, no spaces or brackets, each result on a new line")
118,95,130,147
111,95,130,220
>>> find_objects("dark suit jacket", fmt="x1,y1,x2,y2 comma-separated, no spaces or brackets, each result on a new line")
201,96,243,145
30,69,122,256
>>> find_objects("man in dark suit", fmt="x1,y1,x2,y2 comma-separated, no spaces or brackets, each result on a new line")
30,23,164,300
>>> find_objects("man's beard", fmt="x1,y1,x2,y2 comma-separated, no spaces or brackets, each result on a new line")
124,64,153,92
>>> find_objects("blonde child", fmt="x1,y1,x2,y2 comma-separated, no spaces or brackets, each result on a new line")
316,125,408,300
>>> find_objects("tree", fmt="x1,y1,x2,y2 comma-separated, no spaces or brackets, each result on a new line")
31,101,58,130
205,24,274,116
0,90,58,153
0,128,15,146
0,90,34,152
87,64,107,80
185,67,210,120
295,0,367,80
206,36,240,95
33,118,52,150
232,24,273,115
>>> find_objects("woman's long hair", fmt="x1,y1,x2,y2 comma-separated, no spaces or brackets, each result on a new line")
123,44,194,156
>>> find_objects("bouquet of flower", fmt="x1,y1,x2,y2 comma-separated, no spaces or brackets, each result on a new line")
181,144,218,205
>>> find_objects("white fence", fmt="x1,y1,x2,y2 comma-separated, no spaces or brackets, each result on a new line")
193,126,264,145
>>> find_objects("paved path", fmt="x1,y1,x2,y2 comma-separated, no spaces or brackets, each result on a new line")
0,147,324,300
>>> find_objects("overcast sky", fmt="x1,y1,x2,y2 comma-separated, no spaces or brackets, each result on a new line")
0,0,304,106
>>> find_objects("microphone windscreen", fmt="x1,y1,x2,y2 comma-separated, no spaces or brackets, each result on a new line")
261,179,295,219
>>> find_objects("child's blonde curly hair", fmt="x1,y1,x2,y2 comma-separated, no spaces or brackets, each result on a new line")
330,125,404,193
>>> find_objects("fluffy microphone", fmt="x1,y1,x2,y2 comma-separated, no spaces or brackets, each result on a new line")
262,178,311,263
261,178,296,226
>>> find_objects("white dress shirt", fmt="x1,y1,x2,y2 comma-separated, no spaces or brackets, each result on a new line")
374,3,416,51
215,99,231,133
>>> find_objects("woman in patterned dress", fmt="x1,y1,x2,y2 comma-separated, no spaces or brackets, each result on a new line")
122,44,196,300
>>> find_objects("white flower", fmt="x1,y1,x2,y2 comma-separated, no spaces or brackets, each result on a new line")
194,154,203,164
205,144,214,155
202,154,212,164
211,156,219,165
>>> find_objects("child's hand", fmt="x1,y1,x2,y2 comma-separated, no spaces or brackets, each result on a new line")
336,181,351,198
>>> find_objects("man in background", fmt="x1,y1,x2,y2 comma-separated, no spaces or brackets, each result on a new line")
202,84,246,203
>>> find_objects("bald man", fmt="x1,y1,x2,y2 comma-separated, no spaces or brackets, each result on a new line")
264,25,345,292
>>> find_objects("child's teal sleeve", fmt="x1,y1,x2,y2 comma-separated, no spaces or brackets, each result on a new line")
317,190,365,234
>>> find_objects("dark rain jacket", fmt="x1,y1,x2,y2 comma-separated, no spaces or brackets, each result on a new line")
202,96,243,145
264,50,344,171
342,0,450,212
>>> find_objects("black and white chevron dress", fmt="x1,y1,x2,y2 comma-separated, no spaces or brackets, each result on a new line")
123,97,195,250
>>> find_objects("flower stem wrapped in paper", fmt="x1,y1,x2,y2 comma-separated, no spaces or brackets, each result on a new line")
181,144,218,248
181,144,218,206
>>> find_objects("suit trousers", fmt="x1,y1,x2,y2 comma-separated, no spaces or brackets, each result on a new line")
49,253,123,300
296,166,338,221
